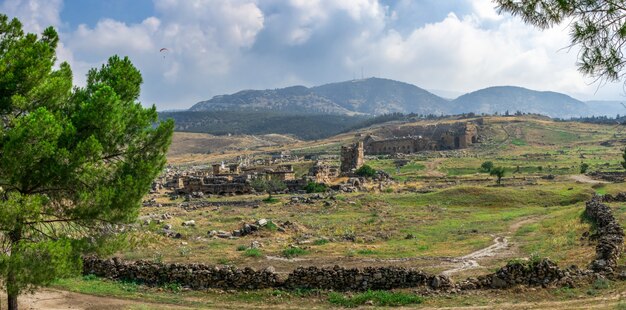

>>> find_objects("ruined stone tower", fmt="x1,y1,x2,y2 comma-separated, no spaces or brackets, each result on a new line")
340,141,364,174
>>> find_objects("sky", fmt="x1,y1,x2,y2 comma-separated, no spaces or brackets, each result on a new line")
2,0,625,110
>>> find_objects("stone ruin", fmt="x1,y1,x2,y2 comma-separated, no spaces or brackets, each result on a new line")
340,141,364,174
363,121,479,155
308,162,339,183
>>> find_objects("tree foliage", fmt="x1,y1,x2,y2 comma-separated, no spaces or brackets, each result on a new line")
251,178,287,198
0,15,173,309
490,166,506,185
622,148,626,169
495,0,626,85
481,161,494,172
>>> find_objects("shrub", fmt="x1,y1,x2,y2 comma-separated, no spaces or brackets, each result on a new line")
355,165,376,177
481,161,494,172
580,163,590,173
304,182,327,193
236,245,248,251
328,290,423,307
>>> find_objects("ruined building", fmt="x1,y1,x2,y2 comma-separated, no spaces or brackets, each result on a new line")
363,121,479,155
265,164,296,181
176,175,252,195
340,141,364,173
308,162,340,183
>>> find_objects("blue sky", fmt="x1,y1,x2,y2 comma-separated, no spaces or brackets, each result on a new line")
2,0,624,110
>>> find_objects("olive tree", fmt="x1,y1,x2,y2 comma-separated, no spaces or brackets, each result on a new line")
0,15,173,309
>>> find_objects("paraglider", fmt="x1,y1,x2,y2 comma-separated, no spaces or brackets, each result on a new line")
159,48,169,58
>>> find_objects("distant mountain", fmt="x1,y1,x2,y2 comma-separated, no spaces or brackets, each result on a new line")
190,86,354,115
187,79,609,119
189,78,448,115
452,86,590,118
585,100,626,117
310,78,449,115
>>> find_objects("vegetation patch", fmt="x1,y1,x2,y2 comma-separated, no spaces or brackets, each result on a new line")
328,290,423,307
282,247,309,258
244,248,263,258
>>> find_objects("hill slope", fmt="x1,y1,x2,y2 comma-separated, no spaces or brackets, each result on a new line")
452,86,590,118
189,86,354,115
310,77,449,115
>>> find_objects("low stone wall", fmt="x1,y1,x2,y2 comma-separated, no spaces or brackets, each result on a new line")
458,259,593,290
601,192,626,203
585,196,625,273
82,197,623,292
82,257,279,289
283,266,449,291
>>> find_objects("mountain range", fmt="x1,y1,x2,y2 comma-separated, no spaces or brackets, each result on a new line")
188,77,623,118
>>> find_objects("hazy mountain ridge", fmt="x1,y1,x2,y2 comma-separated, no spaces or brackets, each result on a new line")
190,86,355,115
188,78,616,118
451,86,591,118
310,78,449,115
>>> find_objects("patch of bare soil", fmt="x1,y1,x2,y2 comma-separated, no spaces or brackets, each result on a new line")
424,158,446,177
423,292,624,310
14,289,185,310
570,174,610,184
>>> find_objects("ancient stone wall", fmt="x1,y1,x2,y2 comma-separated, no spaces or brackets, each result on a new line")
364,122,479,155
82,257,279,289
584,196,624,273
340,141,364,173
308,162,339,183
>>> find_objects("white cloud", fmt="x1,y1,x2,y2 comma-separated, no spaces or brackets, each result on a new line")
5,0,624,109
0,0,63,33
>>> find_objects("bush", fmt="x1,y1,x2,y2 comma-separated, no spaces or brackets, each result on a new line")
304,182,327,193
481,161,494,172
355,165,376,177
236,245,248,251
328,290,423,307
580,163,590,173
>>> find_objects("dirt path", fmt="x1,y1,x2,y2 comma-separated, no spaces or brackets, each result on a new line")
570,174,610,184
425,158,446,177
442,236,508,276
423,293,624,310
442,216,543,276
15,289,186,310
17,286,624,309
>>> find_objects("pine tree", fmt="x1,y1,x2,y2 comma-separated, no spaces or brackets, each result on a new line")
0,15,173,309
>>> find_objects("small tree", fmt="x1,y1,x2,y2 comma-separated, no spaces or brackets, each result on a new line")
251,178,286,199
355,165,376,177
580,163,590,174
481,161,494,172
0,15,173,309
622,148,626,170
490,167,506,185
